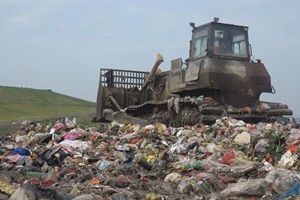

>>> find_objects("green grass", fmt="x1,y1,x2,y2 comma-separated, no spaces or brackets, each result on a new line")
0,86,96,124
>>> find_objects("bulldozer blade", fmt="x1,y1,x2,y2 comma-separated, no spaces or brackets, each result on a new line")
103,109,150,126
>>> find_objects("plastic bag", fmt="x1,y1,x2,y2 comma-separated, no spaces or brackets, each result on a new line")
254,139,269,153
64,132,80,141
72,194,103,200
13,148,31,156
169,137,189,155
278,150,298,168
177,178,192,194
286,129,300,146
164,172,182,182
233,131,251,145
9,187,35,200
265,169,292,194
220,178,267,198
274,184,300,198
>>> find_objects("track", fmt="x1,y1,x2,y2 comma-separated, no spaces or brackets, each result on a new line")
124,97,293,127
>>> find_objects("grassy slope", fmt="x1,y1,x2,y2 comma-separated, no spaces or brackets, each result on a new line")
0,86,96,124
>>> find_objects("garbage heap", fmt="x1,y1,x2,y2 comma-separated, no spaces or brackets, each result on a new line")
1,117,300,200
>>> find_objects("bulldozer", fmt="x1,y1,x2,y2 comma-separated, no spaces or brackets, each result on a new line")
93,18,293,127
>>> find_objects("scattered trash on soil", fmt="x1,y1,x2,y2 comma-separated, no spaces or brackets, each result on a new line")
1,116,300,199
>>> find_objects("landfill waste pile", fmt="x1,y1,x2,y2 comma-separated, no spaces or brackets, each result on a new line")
1,117,300,200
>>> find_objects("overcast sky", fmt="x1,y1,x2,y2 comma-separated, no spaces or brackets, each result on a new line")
1,1,300,117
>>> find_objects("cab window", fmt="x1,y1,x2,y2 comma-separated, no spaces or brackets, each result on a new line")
213,28,248,58
232,34,247,57
193,29,208,58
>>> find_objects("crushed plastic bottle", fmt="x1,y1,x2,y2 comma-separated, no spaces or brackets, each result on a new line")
26,171,43,179
181,161,201,171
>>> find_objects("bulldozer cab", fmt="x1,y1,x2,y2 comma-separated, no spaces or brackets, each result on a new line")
190,20,251,62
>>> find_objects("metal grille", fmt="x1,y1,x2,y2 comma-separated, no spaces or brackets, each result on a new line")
100,68,149,89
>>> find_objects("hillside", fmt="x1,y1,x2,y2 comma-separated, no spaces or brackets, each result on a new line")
0,86,96,123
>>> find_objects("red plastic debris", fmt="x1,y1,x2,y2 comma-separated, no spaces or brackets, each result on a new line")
54,124,65,132
130,139,140,144
28,177,41,185
221,150,235,165
41,180,55,187
218,177,238,183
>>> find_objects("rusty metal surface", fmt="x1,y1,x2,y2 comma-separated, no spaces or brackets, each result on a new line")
169,57,272,108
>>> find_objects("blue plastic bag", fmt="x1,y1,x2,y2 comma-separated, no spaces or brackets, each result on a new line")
274,184,300,198
13,148,30,156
